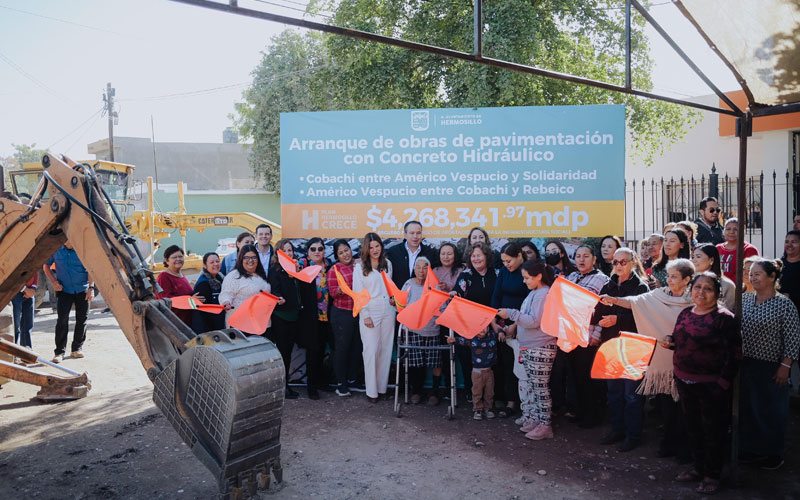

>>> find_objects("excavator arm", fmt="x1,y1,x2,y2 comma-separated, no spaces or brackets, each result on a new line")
0,154,284,498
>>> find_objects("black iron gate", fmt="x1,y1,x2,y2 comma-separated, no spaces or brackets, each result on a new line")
625,163,797,258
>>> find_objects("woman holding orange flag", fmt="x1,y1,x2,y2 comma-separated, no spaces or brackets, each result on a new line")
592,247,649,452
353,233,396,403
327,239,363,398
497,259,557,441
268,239,303,400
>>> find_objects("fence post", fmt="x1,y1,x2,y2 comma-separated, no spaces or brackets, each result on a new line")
709,163,719,198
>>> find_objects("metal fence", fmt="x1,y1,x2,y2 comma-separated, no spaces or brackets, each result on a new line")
624,160,799,259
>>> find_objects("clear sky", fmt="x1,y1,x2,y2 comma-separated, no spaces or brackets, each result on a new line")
0,0,739,161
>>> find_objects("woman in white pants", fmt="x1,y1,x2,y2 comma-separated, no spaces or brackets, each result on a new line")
353,232,396,403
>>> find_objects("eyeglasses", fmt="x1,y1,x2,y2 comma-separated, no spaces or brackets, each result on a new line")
309,246,324,252
706,207,721,213
611,259,631,266
242,256,259,261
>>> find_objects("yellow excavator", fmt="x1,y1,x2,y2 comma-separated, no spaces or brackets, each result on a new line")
0,154,284,498
4,159,282,272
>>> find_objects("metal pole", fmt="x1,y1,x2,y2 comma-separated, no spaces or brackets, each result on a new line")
168,0,741,117
625,0,631,89
106,82,115,161
473,0,482,57
731,110,752,479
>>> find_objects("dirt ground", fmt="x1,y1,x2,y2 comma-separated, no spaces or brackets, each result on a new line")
1,309,798,500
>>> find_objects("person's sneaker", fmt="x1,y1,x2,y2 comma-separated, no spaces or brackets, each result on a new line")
520,421,538,433
336,387,352,397
51,354,64,364
760,456,785,470
348,381,366,392
525,424,554,441
411,394,422,405
465,392,473,403
514,416,525,426
599,431,626,445
284,388,299,399
70,351,84,359
307,387,320,400
616,438,640,452
427,395,439,406
485,410,496,419
472,411,483,421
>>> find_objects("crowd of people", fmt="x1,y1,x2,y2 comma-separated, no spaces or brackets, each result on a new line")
6,193,800,495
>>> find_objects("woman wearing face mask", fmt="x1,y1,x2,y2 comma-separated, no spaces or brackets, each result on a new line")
651,230,691,288
564,245,610,429
597,235,623,276
220,232,255,275
691,244,736,310
544,240,578,277
453,242,499,401
739,258,800,471
191,252,226,334
268,239,303,400
592,248,649,451
327,239,363,397
489,242,529,418
716,218,759,283
600,258,695,462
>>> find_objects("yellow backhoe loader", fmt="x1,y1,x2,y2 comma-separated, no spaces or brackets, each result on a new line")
0,154,284,499
3,159,282,272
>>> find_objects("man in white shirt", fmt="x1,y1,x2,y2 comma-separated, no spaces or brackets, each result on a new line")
255,224,273,276
386,220,439,289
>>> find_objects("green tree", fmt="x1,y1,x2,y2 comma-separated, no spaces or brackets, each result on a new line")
236,0,699,192
11,143,49,165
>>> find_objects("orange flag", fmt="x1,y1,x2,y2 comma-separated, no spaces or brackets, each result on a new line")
277,249,321,283
591,331,657,381
170,295,225,314
381,271,408,308
228,291,280,335
540,276,600,353
435,296,498,339
333,266,371,317
423,265,439,291
397,288,450,330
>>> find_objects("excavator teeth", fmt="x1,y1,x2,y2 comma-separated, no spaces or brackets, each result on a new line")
152,334,285,497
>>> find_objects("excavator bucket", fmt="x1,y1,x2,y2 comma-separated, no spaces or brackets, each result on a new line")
152,330,285,498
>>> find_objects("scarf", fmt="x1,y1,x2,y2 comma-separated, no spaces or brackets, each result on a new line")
201,269,224,293
626,287,692,400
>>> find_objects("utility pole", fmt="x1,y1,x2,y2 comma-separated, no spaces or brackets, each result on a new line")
103,83,117,161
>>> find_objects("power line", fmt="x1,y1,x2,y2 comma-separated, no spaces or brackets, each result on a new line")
0,4,126,36
0,50,61,98
118,65,329,102
46,107,104,150
252,0,331,17
64,111,104,153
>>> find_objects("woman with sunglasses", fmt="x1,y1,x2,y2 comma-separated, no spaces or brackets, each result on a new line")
220,244,279,327
592,247,649,452
297,237,331,399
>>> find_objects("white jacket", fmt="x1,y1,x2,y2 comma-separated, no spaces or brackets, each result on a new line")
219,269,271,322
352,260,395,322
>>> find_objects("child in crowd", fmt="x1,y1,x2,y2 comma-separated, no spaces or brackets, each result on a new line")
448,325,498,420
